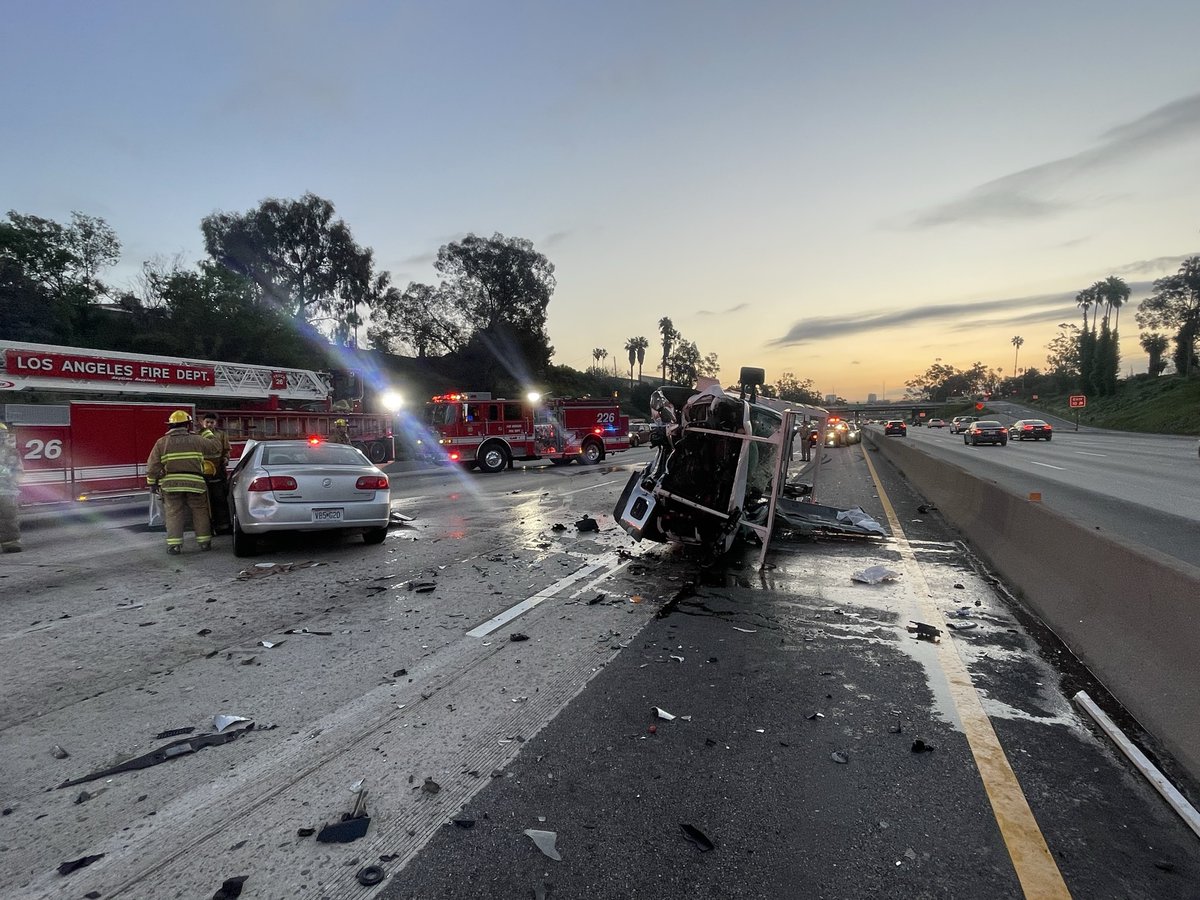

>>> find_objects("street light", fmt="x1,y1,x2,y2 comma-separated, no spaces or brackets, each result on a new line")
526,391,541,404
379,390,404,413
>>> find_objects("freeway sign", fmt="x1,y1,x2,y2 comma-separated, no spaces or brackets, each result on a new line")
1069,395,1087,408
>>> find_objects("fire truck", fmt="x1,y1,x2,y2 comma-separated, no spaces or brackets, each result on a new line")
0,341,395,506
424,392,630,472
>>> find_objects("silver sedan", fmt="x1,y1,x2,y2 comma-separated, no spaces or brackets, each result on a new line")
228,439,391,556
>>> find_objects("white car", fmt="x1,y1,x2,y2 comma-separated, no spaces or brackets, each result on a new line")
228,439,391,556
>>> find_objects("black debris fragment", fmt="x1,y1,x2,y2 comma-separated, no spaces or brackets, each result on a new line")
888,722,903,734
911,739,936,753
57,853,104,876
907,622,942,642
297,827,315,837
211,875,248,899
357,865,386,886
587,593,605,606
509,632,530,642
57,725,254,789
379,853,399,862
284,628,333,636
679,823,715,852
74,791,92,805
575,516,599,532
831,750,850,764
197,628,213,635
413,582,437,593
154,726,196,740
85,892,102,899
422,777,442,795
917,504,936,514
317,817,370,844
551,523,567,532
453,818,475,828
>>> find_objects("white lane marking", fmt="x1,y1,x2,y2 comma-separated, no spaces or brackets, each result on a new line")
569,558,633,598
467,551,620,637
561,479,621,496
1075,451,1106,458
1029,461,1065,470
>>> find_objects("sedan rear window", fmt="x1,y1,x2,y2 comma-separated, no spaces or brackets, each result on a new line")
263,445,370,466
974,421,1002,428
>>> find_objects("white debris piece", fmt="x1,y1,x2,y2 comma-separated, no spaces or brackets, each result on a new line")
851,565,901,585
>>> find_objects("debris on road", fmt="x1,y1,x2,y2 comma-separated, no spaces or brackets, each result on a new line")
297,827,315,837
57,724,255,788
907,622,942,642
509,632,530,642
154,725,195,739
575,515,599,532
258,639,284,648
732,626,757,634
831,750,850,764
356,865,386,886
57,853,104,875
452,818,475,828
653,707,677,721
317,787,371,844
806,712,825,720
551,523,567,532
213,714,250,733
587,593,606,605
51,744,70,759
524,828,562,861
680,823,716,852
284,627,333,636
236,561,325,581
947,622,978,631
413,582,437,593
211,875,248,899
912,739,936,753
422,777,442,795
851,565,900,584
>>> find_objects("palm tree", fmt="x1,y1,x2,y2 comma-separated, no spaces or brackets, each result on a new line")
1076,286,1095,331
624,337,638,389
658,317,676,382
1102,275,1130,331
592,347,607,373
1011,335,1024,378
634,336,648,382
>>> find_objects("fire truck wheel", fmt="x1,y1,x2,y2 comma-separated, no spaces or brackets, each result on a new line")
477,442,510,473
232,515,258,558
580,439,603,465
366,441,388,464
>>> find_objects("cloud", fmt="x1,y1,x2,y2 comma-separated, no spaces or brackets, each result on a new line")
1111,253,1198,277
908,92,1200,227
770,280,1157,347
696,302,751,316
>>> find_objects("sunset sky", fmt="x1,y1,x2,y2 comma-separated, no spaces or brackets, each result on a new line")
3,1,1199,400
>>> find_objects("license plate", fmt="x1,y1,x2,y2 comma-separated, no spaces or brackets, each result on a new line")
312,508,344,522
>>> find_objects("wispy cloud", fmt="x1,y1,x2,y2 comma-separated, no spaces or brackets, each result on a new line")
908,92,1200,227
696,302,750,316
1111,253,1197,277
770,280,1156,347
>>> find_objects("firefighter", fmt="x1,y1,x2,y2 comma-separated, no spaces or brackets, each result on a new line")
0,423,23,553
330,418,351,445
199,413,232,535
146,411,221,555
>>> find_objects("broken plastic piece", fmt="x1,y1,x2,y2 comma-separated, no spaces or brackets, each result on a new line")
907,622,942,642
214,714,250,733
679,823,715,852
422,777,441,795
57,853,104,876
851,565,900,584
510,632,530,642
587,593,605,605
575,516,599,532
414,582,437,593
805,712,825,720
524,828,562,861
57,725,254,789
731,626,757,634
653,707,676,721
356,865,386,886
911,739,936,753
51,744,70,759
297,827,315,837
317,816,370,843
831,750,850,764
154,726,195,739
259,640,284,649
284,627,333,636
947,622,978,631
211,875,248,899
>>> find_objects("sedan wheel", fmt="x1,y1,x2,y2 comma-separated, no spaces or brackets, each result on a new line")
232,514,257,558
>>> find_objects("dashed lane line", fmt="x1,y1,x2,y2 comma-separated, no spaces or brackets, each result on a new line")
861,446,1072,900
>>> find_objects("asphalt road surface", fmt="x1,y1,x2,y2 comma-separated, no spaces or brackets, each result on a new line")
1,447,1197,899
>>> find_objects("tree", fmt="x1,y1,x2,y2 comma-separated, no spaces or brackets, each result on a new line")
433,233,556,388
666,340,702,386
0,210,121,343
591,347,609,374
658,317,678,382
201,193,382,344
367,282,463,358
1046,323,1081,385
772,372,822,405
697,350,720,380
1010,335,1024,378
1135,257,1200,378
624,335,649,389
1101,275,1130,332
1139,332,1169,376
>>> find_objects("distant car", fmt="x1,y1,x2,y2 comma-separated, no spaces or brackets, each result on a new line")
884,420,907,436
628,422,654,447
1008,419,1053,441
950,416,977,434
964,420,1007,446
228,439,391,557
927,418,947,428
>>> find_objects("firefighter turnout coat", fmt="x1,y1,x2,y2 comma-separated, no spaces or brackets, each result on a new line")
146,427,221,495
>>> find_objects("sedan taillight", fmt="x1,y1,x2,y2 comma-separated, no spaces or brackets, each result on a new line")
247,476,298,492
356,475,389,490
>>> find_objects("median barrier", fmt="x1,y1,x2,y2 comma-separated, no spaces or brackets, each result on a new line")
865,430,1200,785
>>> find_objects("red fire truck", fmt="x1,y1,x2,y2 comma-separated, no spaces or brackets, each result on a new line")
0,341,395,506
424,392,630,472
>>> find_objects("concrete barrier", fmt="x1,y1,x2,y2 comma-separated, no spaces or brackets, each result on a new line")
865,430,1200,784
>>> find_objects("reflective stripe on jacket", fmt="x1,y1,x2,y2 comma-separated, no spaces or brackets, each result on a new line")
147,428,221,494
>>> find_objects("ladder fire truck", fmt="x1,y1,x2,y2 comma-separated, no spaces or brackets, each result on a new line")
424,392,630,472
0,341,395,506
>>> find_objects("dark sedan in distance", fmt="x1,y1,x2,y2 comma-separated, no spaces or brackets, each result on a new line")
964,420,1008,446
1009,419,1053,441
884,420,907,436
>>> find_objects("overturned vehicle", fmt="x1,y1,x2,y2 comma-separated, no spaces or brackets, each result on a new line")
613,368,885,565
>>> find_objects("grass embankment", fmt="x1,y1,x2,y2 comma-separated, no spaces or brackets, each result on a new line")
936,375,1200,435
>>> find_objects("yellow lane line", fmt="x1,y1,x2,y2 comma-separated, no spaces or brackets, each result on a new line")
861,446,1072,899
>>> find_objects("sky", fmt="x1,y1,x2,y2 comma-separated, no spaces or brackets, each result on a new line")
3,0,1199,401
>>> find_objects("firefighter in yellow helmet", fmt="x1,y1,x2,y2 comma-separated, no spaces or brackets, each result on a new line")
146,410,221,555
199,412,232,535
330,418,351,445
0,422,23,553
